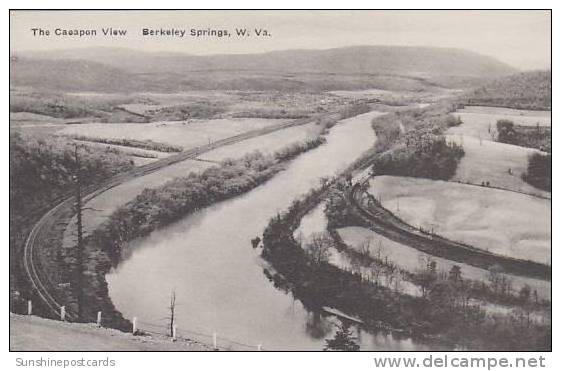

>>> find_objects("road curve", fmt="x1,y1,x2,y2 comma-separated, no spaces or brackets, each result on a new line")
350,182,551,281
23,115,332,321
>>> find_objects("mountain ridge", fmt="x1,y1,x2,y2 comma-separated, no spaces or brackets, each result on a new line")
10,45,518,92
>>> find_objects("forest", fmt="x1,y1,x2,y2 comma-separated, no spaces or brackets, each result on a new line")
9,132,133,312
466,70,551,110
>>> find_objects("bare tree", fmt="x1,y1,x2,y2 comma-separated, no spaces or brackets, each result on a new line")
168,290,177,338
305,232,333,265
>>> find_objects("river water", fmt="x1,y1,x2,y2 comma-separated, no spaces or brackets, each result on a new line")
106,111,428,350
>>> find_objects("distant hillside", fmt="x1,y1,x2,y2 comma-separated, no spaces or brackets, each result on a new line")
466,70,551,110
10,57,139,92
11,46,517,92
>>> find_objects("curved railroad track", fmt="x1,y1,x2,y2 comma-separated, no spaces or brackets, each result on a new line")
23,116,328,321
350,181,551,281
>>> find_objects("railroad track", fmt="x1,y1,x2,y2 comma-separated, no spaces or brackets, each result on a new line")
22,115,326,321
350,182,551,281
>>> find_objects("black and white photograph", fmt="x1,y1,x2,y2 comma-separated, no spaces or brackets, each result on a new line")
8,8,552,356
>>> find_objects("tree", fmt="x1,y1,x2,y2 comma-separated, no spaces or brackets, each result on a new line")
496,119,517,144
522,153,551,191
519,284,532,303
305,232,333,265
168,290,177,338
449,265,462,283
324,322,360,351
417,255,438,298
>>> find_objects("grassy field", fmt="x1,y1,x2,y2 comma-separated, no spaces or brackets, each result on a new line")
71,140,171,165
56,118,288,150
200,122,322,162
450,106,551,142
368,176,551,265
337,226,551,300
446,135,550,197
446,105,551,197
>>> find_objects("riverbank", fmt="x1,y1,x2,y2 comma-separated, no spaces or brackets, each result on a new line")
105,111,386,350
73,136,327,329
260,181,550,350
259,102,550,350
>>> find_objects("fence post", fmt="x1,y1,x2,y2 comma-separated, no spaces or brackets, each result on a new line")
213,333,217,350
132,317,138,335
172,325,177,342
96,311,102,327
60,306,66,321
27,300,32,315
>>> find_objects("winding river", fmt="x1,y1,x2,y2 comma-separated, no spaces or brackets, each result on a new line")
106,111,429,350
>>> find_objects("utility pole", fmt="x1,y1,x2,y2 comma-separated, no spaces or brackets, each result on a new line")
74,145,84,320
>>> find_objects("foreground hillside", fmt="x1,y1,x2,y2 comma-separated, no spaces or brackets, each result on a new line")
10,314,208,351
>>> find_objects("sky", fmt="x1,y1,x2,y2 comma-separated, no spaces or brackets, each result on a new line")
10,10,551,70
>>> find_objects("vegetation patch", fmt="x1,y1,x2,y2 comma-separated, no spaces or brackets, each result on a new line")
523,153,551,192
496,119,551,152
371,134,464,180
465,70,551,110
62,134,183,153
9,132,133,315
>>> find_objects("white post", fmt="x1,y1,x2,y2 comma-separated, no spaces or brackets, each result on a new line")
96,311,102,327
172,325,177,341
213,333,217,350
60,306,66,321
27,300,32,315
257,344,262,351
132,317,138,335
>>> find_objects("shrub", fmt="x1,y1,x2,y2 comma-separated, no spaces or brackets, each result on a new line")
522,153,551,191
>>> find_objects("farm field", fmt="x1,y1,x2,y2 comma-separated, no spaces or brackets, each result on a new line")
55,118,289,150
446,104,551,198
368,176,551,265
457,105,551,121
71,140,172,163
10,111,66,123
337,226,551,300
200,121,322,162
446,135,550,197
450,106,551,142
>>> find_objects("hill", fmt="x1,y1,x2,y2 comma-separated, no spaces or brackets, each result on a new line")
11,46,517,92
20,45,516,77
10,57,140,92
466,70,551,110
